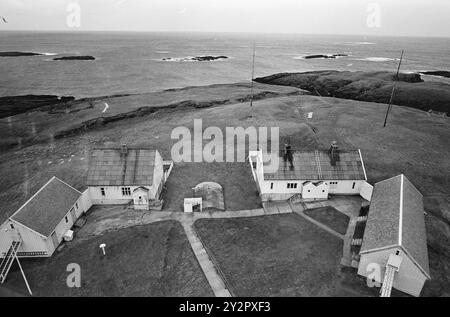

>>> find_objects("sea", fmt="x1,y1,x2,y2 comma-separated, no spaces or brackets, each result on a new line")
0,31,449,98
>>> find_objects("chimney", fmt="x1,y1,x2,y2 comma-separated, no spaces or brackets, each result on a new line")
120,144,128,155
329,141,339,166
284,143,294,170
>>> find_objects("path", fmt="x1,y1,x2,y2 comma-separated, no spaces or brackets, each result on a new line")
75,196,365,297
182,221,231,297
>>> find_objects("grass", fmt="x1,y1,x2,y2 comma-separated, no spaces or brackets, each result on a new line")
194,214,378,296
163,162,261,212
0,81,449,295
3,221,213,297
304,206,350,235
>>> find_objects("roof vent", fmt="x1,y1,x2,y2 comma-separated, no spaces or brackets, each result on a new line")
120,144,128,155
329,141,340,166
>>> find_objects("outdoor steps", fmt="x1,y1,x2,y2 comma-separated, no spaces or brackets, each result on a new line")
351,238,363,246
0,241,21,283
356,216,368,222
380,265,396,297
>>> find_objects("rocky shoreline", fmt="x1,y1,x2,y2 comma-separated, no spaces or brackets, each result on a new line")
0,51,43,57
254,70,450,115
0,95,75,118
53,56,96,61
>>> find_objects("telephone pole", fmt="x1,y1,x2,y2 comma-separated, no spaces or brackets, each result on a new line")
383,50,404,127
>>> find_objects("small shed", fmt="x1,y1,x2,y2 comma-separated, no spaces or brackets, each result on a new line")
0,177,84,258
193,182,225,211
357,174,430,297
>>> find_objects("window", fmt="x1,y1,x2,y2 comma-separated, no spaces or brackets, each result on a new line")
65,216,69,223
122,187,131,196
352,182,356,189
75,202,78,209
287,183,297,189
252,162,257,169
100,187,106,196
270,183,274,190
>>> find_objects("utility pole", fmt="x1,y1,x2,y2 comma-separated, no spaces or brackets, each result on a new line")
249,43,256,111
383,50,404,127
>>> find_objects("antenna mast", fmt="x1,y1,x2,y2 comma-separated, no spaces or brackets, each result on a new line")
383,50,404,127
250,43,256,109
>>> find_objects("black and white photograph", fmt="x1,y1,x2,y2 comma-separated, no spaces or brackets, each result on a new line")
0,0,449,303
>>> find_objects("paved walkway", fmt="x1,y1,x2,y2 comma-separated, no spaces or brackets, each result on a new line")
289,196,366,267
76,195,366,296
182,221,231,297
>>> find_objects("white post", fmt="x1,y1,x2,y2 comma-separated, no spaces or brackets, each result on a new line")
99,243,106,256
15,256,32,296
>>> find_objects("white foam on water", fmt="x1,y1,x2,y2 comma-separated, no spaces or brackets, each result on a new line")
356,57,395,62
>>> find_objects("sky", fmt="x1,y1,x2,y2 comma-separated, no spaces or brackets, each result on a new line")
0,0,449,37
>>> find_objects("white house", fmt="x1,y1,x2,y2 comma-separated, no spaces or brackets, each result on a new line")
249,143,372,202
86,145,172,210
0,176,88,259
357,174,430,297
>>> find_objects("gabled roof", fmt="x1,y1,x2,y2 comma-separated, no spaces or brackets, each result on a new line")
360,174,430,278
11,177,82,237
263,149,366,181
87,147,157,186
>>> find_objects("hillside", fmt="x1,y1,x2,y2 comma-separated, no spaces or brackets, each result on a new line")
254,70,450,115
0,81,449,296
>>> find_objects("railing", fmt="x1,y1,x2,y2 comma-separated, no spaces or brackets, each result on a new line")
0,240,21,283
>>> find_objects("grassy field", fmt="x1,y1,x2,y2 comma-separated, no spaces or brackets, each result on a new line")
194,214,380,296
0,81,449,295
3,221,213,296
304,206,350,235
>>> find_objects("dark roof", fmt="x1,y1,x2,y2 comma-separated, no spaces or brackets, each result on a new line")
87,148,157,186
360,174,430,277
11,177,81,237
263,150,366,181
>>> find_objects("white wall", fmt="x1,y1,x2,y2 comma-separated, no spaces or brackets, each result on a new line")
3,220,49,257
302,182,329,200
358,247,428,297
0,222,13,256
80,189,93,214
329,180,364,195
152,151,165,200
360,181,374,201
89,185,143,205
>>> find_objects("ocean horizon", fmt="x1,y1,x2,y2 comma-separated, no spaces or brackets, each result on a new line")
1,31,449,98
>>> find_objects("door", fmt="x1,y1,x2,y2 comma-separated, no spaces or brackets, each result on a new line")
51,232,59,249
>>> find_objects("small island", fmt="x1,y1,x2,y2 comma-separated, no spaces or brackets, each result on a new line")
301,54,348,59
162,55,228,62
420,71,450,78
0,51,43,57
53,56,96,61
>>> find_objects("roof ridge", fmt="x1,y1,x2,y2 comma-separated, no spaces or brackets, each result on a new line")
10,176,57,219
54,177,83,194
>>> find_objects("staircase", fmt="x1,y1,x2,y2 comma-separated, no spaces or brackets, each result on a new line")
380,265,396,297
0,240,22,283
380,253,402,297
